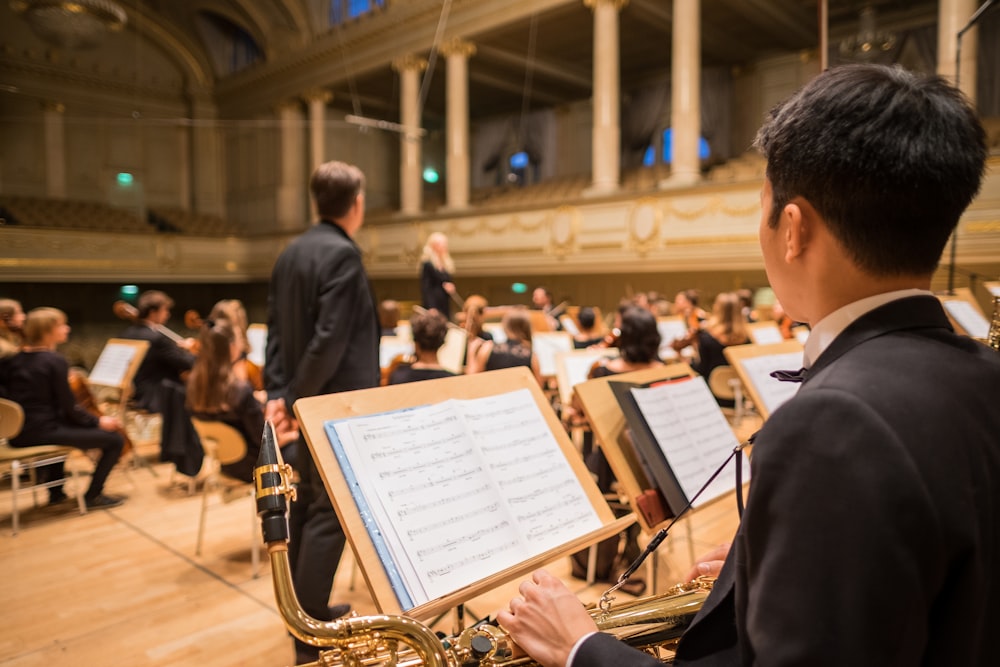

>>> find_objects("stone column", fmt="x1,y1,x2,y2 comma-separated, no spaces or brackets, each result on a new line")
938,0,978,101
662,0,701,188
275,100,306,231
304,88,333,171
188,89,225,217
439,38,476,210
393,55,427,215
584,0,626,196
42,101,66,199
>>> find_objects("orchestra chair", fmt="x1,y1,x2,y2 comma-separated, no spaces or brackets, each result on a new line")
0,397,87,535
191,417,260,577
707,365,746,427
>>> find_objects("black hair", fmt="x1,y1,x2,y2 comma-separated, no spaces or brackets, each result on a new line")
755,64,986,276
619,306,660,363
578,306,596,330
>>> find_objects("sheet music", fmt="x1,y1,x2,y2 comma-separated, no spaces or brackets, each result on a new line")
942,300,989,338
326,388,601,608
559,315,580,336
738,352,804,415
88,344,137,387
379,337,415,368
556,349,617,404
657,318,690,360
246,325,267,367
750,324,783,345
532,333,573,377
483,323,507,344
437,328,467,374
987,284,1000,298
629,377,746,507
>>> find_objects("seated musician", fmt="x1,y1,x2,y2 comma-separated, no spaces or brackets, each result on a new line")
572,307,605,349
0,307,125,509
0,298,26,359
120,290,196,413
185,318,262,483
466,307,542,385
499,65,1000,665
387,309,456,384
673,291,749,406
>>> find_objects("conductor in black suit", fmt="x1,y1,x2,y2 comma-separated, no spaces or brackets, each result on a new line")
499,64,1000,666
263,160,379,664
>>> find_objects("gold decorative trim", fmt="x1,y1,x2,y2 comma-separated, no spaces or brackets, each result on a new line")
437,38,477,59
547,206,579,258
627,198,661,255
665,234,759,247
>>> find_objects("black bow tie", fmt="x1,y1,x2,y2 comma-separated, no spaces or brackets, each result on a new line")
770,367,809,383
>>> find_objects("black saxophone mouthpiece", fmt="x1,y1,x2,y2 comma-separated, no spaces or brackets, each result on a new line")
255,421,291,544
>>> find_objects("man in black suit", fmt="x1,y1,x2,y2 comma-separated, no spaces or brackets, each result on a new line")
499,64,1000,666
263,160,379,664
120,290,196,413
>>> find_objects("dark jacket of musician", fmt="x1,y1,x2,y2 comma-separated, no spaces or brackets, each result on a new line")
121,322,195,413
575,296,1000,666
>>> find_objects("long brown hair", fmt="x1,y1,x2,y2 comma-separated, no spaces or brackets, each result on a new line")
707,292,748,346
186,319,238,413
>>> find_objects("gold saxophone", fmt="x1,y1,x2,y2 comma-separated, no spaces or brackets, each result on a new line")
254,423,712,666
987,296,1000,352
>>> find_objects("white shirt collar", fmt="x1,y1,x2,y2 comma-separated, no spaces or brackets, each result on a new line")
803,288,932,367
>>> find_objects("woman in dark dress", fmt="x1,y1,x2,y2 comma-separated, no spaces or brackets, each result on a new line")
0,307,125,508
466,308,542,385
419,232,457,318
388,309,456,384
185,318,262,482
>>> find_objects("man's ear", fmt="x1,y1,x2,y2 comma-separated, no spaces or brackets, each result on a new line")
782,199,811,263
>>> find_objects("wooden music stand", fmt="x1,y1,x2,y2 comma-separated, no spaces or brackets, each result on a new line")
573,363,695,535
85,338,150,420
936,288,990,339
294,366,633,621
554,348,619,408
723,340,804,420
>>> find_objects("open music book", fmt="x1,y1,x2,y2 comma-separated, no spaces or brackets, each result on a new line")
610,375,748,518
323,387,604,610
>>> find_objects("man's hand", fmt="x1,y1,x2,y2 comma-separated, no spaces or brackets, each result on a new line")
496,570,598,667
684,542,731,582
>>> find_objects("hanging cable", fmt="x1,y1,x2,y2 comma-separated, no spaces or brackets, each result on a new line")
516,13,539,150
417,0,454,114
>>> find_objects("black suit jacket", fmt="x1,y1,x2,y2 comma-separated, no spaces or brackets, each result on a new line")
576,296,1000,666
420,260,452,317
120,323,195,412
264,220,380,409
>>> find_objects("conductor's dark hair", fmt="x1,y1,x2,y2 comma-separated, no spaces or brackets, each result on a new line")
755,64,986,276
619,306,661,364
310,161,365,220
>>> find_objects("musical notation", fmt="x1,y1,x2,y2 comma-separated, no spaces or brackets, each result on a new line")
326,387,603,607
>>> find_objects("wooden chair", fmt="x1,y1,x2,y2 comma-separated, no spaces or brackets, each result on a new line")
707,365,746,427
0,397,87,534
190,418,260,577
